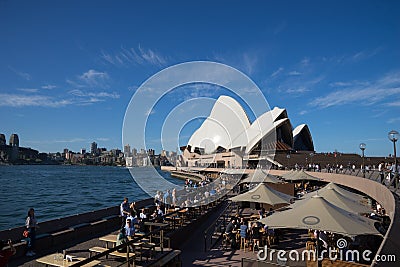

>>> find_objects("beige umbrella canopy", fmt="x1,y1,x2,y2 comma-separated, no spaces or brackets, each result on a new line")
281,170,321,181
297,188,371,214
230,183,293,206
239,169,280,184
323,182,365,202
259,195,380,237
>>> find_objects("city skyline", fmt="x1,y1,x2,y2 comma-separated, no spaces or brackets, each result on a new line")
1,1,400,156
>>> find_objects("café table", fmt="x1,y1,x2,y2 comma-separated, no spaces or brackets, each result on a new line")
36,253,101,267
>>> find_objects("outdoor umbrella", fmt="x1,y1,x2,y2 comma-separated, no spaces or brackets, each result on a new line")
259,195,380,237
296,188,371,214
322,182,365,202
229,183,293,206
239,169,280,184
281,170,321,181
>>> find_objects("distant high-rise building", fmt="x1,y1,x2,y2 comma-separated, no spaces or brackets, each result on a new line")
81,148,86,154
147,149,155,156
91,142,98,155
132,148,137,156
9,134,19,147
124,144,131,157
161,150,167,157
0,134,6,146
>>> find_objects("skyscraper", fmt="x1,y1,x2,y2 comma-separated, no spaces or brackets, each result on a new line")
90,142,98,155
9,134,19,147
0,134,6,146
124,144,131,157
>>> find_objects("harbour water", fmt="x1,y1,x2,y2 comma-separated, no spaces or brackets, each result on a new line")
0,165,183,231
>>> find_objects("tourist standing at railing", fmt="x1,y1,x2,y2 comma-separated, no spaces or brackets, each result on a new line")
172,188,177,207
378,161,385,183
120,197,130,227
25,208,38,256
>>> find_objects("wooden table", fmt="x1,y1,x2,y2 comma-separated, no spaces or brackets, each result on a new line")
36,254,101,267
99,234,117,249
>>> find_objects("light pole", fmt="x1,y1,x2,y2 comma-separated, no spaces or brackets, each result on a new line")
359,143,366,178
388,130,399,187
310,152,314,171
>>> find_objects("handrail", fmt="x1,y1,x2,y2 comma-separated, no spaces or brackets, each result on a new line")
203,198,236,252
71,225,167,267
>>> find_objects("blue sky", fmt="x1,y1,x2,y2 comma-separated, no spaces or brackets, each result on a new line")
1,0,399,156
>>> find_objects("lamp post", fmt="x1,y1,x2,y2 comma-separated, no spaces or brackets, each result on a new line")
359,143,366,178
286,152,291,170
310,152,314,171
388,130,399,187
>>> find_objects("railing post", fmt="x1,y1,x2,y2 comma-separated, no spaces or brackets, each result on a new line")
126,246,130,267
204,230,207,252
160,229,164,253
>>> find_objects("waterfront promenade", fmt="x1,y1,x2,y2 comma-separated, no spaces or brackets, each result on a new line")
4,168,399,267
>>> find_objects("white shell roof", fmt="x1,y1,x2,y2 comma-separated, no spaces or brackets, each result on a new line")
244,118,289,153
187,96,250,154
293,124,307,137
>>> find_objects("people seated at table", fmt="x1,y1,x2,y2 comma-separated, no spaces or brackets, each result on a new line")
116,228,131,253
139,208,148,220
225,218,237,249
151,205,164,222
124,218,135,238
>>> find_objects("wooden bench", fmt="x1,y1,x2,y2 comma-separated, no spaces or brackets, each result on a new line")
89,246,136,260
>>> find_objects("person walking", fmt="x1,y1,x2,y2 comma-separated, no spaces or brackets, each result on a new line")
25,208,38,256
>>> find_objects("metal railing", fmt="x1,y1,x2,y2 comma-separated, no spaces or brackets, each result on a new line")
313,168,400,193
203,200,237,251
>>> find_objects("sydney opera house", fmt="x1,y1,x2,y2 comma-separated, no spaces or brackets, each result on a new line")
180,95,314,168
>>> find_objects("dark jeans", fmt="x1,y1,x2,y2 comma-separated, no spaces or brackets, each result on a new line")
27,227,36,250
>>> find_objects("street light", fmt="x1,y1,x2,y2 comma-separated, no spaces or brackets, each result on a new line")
310,152,314,171
388,130,399,187
359,143,366,178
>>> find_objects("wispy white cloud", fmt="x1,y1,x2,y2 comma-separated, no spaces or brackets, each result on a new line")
351,47,382,62
101,45,168,67
310,71,400,108
387,117,400,124
8,66,31,80
17,88,39,93
42,84,57,90
69,89,120,99
270,67,284,78
277,76,324,96
286,87,310,94
78,69,109,87
0,94,71,108
299,110,308,115
387,100,400,107
288,71,302,76
242,53,258,75
301,58,310,66
96,137,110,142
54,138,87,143
329,80,370,87
67,69,110,89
